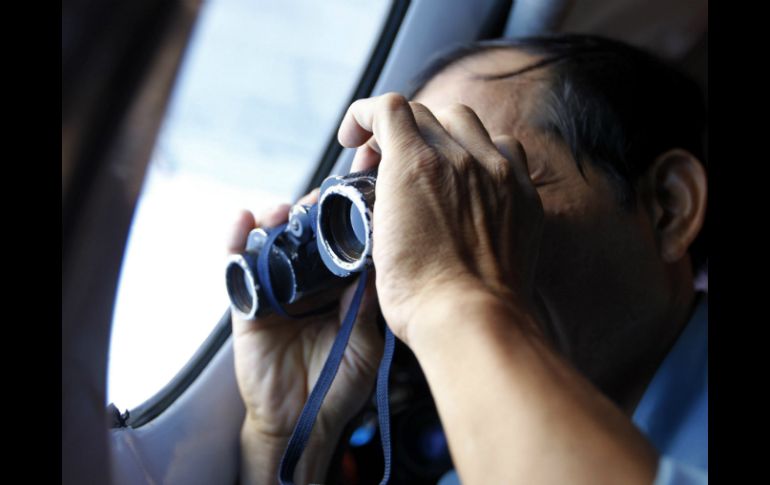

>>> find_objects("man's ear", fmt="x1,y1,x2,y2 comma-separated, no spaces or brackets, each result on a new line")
639,149,707,263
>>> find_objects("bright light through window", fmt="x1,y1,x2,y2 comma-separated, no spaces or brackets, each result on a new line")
108,0,392,411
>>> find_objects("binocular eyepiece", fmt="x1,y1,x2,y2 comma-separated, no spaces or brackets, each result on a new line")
225,168,377,319
316,169,376,277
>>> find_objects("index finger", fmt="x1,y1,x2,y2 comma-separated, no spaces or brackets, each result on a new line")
338,93,428,169
226,210,257,255
225,203,291,257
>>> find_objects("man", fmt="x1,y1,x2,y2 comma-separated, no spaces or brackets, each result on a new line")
228,34,708,484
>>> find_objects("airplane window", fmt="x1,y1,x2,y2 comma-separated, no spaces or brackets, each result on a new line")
107,0,392,410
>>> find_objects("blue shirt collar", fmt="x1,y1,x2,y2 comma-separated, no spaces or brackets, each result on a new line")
632,291,708,469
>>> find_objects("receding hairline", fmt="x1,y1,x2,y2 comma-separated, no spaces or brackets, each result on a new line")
413,46,555,98
413,45,573,170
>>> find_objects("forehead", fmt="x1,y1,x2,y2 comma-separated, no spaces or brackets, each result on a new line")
414,48,548,136
413,48,617,204
414,48,574,178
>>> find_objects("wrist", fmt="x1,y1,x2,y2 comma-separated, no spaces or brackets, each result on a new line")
406,280,538,354
241,413,289,450
240,414,344,485
239,417,286,485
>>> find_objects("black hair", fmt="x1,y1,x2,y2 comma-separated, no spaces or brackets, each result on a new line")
409,34,708,274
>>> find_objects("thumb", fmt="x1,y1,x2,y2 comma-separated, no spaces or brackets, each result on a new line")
226,210,257,256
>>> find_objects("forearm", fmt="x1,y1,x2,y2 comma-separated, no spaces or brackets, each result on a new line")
239,415,341,485
408,289,659,485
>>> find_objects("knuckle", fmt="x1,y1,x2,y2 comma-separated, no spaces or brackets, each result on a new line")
436,103,476,133
439,103,476,126
408,101,428,113
408,101,434,124
379,92,408,112
492,156,513,183
349,97,367,112
408,146,443,176
452,151,475,174
447,102,474,118
438,103,472,119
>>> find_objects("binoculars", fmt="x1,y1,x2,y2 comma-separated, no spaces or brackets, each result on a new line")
226,168,377,319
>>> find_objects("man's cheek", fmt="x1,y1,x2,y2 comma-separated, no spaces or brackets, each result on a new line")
534,215,581,283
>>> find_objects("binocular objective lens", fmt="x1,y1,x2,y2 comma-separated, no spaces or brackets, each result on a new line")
225,257,257,317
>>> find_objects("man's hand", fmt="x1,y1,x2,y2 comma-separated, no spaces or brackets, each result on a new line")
338,94,658,485
338,93,545,345
228,190,383,485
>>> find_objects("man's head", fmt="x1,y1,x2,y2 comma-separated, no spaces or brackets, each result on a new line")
410,34,707,410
